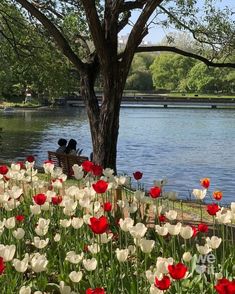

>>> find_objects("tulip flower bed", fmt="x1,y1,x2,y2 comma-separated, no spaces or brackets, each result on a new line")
0,159,234,294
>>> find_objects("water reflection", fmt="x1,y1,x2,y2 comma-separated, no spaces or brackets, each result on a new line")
0,107,235,203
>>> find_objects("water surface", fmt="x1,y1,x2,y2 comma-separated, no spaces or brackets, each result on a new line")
0,107,234,204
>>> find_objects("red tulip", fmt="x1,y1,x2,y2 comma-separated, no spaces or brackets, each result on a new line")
213,191,223,201
103,202,112,212
0,257,5,274
215,278,235,294
90,216,108,234
198,223,209,233
82,160,94,172
44,160,54,164
159,214,167,223
133,171,143,180
52,196,63,205
33,193,47,205
200,178,210,189
15,215,25,222
207,203,220,216
0,165,8,175
191,225,198,237
149,186,161,198
92,180,108,194
168,262,187,280
26,155,35,163
91,164,103,176
154,275,171,290
86,288,105,294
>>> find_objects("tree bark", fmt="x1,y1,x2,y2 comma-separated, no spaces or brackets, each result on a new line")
80,62,123,173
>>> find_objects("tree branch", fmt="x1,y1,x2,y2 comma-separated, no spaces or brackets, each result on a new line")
118,11,131,32
119,0,147,12
15,0,85,72
135,46,235,68
80,0,108,67
121,0,164,76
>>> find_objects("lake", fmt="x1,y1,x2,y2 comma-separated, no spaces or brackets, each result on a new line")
0,107,235,204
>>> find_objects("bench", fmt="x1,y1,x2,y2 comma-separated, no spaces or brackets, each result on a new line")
48,151,89,176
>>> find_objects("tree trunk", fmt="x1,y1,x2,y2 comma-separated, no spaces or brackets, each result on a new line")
80,67,123,173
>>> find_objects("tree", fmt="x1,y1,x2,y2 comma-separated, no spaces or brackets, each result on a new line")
126,53,155,90
6,0,235,172
150,53,196,91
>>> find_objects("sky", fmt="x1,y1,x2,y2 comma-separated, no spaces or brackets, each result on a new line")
120,0,235,44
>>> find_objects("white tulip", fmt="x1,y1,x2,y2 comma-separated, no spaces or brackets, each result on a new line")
30,253,48,272
146,270,155,284
83,214,92,225
134,190,145,201
180,226,194,239
19,286,31,294
30,205,41,215
165,210,177,221
0,244,16,261
13,228,25,240
35,226,49,237
164,222,182,235
140,238,155,254
155,225,168,236
129,223,147,238
54,233,61,242
156,257,174,274
41,202,50,211
12,255,29,272
231,202,235,213
129,202,138,213
88,243,100,254
196,244,212,255
8,186,23,199
150,284,164,294
59,281,73,294
5,217,15,229
69,271,83,283
60,219,71,228
216,209,232,224
182,252,192,262
83,258,97,271
100,232,113,244
43,161,55,174
119,217,134,232
103,168,114,177
38,218,50,229
33,237,49,249
116,248,129,262
72,164,84,180
65,251,84,264
206,236,222,249
192,189,207,200
0,193,9,203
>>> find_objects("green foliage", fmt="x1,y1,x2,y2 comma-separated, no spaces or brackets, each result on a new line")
150,53,196,91
126,53,155,91
150,52,235,93
0,3,79,101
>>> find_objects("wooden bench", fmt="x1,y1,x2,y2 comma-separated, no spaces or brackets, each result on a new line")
48,151,89,176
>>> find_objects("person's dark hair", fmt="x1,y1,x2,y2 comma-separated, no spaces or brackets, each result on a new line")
58,138,67,147
65,139,77,154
